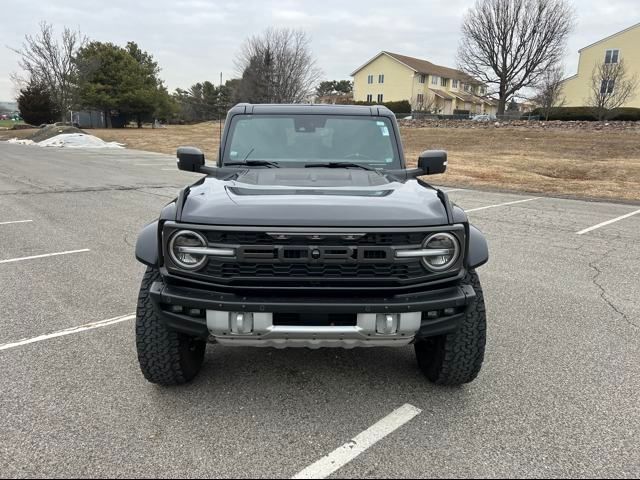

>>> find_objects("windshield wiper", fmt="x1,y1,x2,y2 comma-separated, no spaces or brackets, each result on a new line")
225,160,280,168
304,162,377,171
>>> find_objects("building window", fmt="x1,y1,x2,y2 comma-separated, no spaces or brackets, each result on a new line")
601,79,615,94
452,79,459,88
367,75,374,84
416,93,424,106
366,94,373,103
419,74,426,84
605,49,620,64
431,75,439,85
464,84,470,92
441,78,448,87
377,94,384,103
378,74,384,84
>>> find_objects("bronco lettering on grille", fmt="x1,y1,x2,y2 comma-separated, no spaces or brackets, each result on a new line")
236,245,392,264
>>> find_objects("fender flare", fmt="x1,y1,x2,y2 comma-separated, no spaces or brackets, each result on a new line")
135,221,160,267
467,224,489,269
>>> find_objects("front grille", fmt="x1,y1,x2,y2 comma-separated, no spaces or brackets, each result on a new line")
164,225,465,289
204,260,425,280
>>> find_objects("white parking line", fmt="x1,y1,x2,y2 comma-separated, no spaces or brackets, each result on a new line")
576,208,640,235
0,220,33,226
440,188,464,193
136,163,174,167
0,249,90,264
292,403,422,479
0,313,135,352
466,197,541,212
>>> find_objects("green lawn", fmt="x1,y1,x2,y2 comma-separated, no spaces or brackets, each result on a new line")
0,119,24,128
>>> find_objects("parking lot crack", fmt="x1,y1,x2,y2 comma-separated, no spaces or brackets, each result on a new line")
589,251,638,330
123,233,136,248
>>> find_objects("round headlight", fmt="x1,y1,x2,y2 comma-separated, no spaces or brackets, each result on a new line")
168,230,208,270
422,232,460,271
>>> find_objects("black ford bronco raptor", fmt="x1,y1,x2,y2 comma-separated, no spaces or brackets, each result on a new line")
135,104,488,386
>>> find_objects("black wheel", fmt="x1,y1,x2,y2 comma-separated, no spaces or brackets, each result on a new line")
135,267,206,386
415,270,487,386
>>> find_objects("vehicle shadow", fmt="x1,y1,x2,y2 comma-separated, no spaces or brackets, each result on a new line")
146,345,482,418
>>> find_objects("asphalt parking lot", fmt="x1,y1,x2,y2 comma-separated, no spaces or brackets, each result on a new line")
0,143,639,478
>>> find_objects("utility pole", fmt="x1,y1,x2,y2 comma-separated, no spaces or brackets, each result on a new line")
219,72,223,147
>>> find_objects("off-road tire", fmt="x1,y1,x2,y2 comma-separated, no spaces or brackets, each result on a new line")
415,270,486,386
136,267,206,386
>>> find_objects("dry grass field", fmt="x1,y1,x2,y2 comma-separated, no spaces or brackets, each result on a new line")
3,121,639,202
401,126,640,202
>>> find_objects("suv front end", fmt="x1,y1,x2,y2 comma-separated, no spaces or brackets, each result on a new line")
134,104,489,387
151,223,475,348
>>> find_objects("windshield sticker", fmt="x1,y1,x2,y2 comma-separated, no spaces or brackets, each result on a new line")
385,158,393,163
376,121,385,126
380,126,390,136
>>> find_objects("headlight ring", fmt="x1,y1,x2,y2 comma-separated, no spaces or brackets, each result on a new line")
168,230,209,271
421,232,460,272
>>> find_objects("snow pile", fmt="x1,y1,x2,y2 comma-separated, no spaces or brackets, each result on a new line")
6,138,36,145
5,133,125,149
29,125,85,142
38,133,125,149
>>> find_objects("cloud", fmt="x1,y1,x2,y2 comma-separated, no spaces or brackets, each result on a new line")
1,0,637,100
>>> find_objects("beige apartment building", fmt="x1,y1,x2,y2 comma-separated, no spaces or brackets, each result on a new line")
563,23,640,107
351,51,497,115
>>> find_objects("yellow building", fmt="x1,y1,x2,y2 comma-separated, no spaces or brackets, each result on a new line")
563,23,640,107
351,51,497,115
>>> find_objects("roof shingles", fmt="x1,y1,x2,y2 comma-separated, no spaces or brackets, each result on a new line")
382,51,483,85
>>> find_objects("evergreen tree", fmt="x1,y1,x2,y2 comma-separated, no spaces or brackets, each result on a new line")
17,82,60,126
74,41,167,127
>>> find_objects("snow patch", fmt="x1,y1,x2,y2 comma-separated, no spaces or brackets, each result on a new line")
5,133,125,149
6,138,36,145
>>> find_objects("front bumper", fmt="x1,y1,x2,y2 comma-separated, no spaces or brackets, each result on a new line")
149,280,476,347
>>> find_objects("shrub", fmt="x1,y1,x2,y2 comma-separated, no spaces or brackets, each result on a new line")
531,106,640,121
383,100,411,114
531,107,596,121
609,108,640,121
352,99,412,114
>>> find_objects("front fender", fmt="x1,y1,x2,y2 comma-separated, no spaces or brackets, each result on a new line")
467,224,489,269
135,221,160,267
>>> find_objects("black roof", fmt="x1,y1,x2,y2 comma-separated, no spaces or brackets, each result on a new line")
228,103,395,117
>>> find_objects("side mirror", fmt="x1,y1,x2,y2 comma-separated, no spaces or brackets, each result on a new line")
418,150,447,175
177,146,205,172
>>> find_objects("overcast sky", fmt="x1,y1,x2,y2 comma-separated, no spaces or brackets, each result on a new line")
2,0,638,101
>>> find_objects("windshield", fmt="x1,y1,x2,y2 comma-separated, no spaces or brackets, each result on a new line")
223,114,401,169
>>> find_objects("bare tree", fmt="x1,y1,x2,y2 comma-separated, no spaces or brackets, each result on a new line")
458,0,574,115
9,22,86,121
234,28,322,104
532,65,565,120
414,94,437,113
587,60,639,121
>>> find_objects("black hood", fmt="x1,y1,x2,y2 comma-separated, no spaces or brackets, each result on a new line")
180,168,450,227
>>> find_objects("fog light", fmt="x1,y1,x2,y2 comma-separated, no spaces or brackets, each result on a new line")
443,308,456,316
188,308,203,317
376,313,399,335
230,312,254,334
170,305,183,314
427,311,439,319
